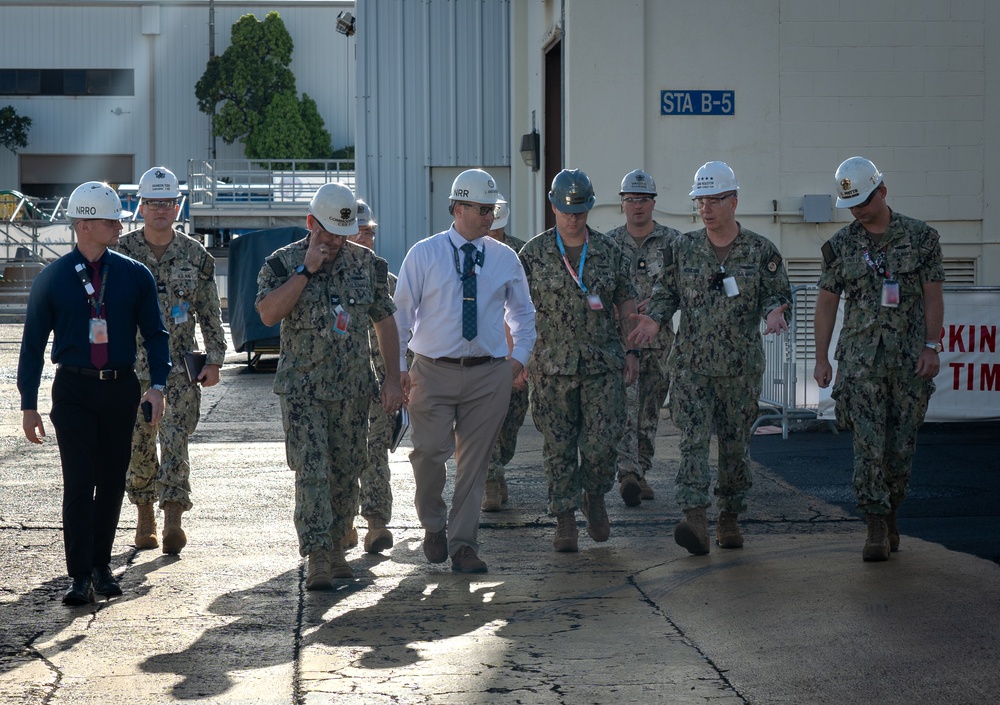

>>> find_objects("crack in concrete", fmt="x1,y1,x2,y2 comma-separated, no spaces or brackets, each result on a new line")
628,574,751,704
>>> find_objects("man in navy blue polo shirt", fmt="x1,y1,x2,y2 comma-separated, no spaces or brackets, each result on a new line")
17,181,170,606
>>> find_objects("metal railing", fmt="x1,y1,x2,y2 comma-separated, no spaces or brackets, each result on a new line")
753,284,832,438
187,159,356,210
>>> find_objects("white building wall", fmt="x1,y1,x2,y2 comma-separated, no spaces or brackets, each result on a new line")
0,1,355,191
511,0,999,284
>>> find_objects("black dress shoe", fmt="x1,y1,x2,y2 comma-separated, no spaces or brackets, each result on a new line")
92,565,123,597
63,576,95,606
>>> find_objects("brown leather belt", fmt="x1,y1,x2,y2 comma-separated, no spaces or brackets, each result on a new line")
433,356,499,367
57,364,133,380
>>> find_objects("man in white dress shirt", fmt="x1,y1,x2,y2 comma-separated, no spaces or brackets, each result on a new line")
393,169,536,573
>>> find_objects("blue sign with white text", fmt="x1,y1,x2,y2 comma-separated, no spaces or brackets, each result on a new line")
660,90,734,115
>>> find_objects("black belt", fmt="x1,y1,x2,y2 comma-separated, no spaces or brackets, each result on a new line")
58,364,132,381
433,356,500,367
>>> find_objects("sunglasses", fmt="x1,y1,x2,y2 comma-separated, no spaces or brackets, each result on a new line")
855,187,881,209
459,202,495,216
142,199,178,211
693,193,734,209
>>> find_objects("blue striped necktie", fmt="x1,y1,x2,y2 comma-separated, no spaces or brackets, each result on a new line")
461,243,477,340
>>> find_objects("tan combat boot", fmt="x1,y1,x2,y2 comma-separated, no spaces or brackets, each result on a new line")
305,550,333,590
341,523,358,550
482,480,503,512
716,511,744,549
618,473,642,507
161,502,187,555
553,511,579,552
675,507,710,555
887,498,902,552
328,545,354,579
637,476,655,501
363,514,394,554
582,493,610,542
499,477,509,504
135,502,159,549
863,513,890,561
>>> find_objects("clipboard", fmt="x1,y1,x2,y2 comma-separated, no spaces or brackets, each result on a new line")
390,408,410,452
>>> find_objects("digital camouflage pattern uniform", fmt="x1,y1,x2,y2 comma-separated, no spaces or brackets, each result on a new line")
646,225,791,514
606,222,680,482
486,233,529,486
818,211,944,515
520,227,637,515
359,271,397,522
256,238,395,557
117,227,227,510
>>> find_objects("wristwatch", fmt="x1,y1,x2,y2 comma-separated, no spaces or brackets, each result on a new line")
294,264,313,279
925,341,943,353
626,349,641,358
151,384,167,395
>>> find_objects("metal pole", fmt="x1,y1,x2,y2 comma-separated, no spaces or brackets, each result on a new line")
209,0,216,160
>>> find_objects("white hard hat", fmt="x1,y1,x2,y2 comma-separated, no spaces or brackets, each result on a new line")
491,195,510,231
137,166,180,200
356,199,377,228
620,169,657,196
67,181,132,220
308,182,359,236
689,161,739,198
835,156,884,208
450,169,501,205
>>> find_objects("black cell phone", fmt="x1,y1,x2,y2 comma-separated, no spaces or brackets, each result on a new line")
141,401,153,423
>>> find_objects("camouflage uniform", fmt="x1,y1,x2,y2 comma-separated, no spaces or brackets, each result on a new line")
606,223,680,481
256,238,395,556
818,211,944,514
486,233,529,485
520,227,637,515
117,227,227,510
359,271,397,522
646,226,791,513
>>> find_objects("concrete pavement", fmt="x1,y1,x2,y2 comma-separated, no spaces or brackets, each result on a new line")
1,323,998,705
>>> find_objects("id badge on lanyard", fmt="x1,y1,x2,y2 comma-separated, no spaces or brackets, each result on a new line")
862,244,898,308
881,280,900,308
89,318,108,343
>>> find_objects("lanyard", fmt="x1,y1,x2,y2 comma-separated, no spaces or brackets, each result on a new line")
75,262,109,317
861,243,892,280
448,239,485,281
555,228,589,293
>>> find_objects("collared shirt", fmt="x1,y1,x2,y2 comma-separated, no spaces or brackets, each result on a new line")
394,226,536,370
117,226,228,381
18,247,170,410
519,225,637,376
256,238,396,401
646,225,792,378
818,210,945,372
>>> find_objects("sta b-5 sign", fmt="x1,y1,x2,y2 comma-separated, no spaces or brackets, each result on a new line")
660,90,734,116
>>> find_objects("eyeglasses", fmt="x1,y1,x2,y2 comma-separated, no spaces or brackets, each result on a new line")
694,194,734,209
709,267,727,292
854,187,880,209
622,196,653,205
459,202,495,216
142,199,178,210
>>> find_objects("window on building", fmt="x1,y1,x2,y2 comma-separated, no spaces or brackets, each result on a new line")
0,69,134,96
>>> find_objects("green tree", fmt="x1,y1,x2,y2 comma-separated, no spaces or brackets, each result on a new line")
244,90,310,163
0,105,31,154
195,11,334,159
299,94,333,160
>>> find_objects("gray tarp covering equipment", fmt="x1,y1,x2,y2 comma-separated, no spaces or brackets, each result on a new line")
227,226,306,354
